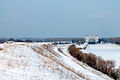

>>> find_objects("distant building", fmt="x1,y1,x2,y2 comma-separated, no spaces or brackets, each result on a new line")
85,35,99,44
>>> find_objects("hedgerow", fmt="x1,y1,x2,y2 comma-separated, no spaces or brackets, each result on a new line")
68,45,120,80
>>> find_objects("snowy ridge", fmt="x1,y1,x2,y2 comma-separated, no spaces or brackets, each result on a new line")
0,42,113,80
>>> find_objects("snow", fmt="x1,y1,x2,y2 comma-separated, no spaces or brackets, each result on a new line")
0,42,113,80
82,43,120,67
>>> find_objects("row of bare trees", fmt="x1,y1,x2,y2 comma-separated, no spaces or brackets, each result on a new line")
68,45,120,80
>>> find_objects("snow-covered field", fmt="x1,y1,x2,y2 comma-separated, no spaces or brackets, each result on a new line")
0,42,113,80
83,43,120,67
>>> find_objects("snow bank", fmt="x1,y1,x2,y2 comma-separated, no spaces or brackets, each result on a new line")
0,42,113,80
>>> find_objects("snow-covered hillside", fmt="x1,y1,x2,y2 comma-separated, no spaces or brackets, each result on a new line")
0,42,113,80
83,43,120,67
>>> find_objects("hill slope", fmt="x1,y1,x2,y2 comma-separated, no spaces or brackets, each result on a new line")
0,42,113,80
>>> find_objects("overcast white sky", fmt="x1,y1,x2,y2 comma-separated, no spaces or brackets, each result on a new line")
0,0,120,38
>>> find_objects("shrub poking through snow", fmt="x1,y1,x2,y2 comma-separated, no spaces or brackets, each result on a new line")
0,48,4,50
68,45,120,80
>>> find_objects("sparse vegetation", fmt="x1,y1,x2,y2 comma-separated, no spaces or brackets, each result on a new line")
0,48,4,50
68,45,120,80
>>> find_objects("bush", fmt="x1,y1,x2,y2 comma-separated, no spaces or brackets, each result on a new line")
85,53,97,68
68,45,81,58
0,48,4,50
68,45,120,80
110,68,120,80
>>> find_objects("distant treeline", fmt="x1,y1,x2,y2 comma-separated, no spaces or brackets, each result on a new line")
107,37,120,44
0,38,44,43
0,37,120,44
